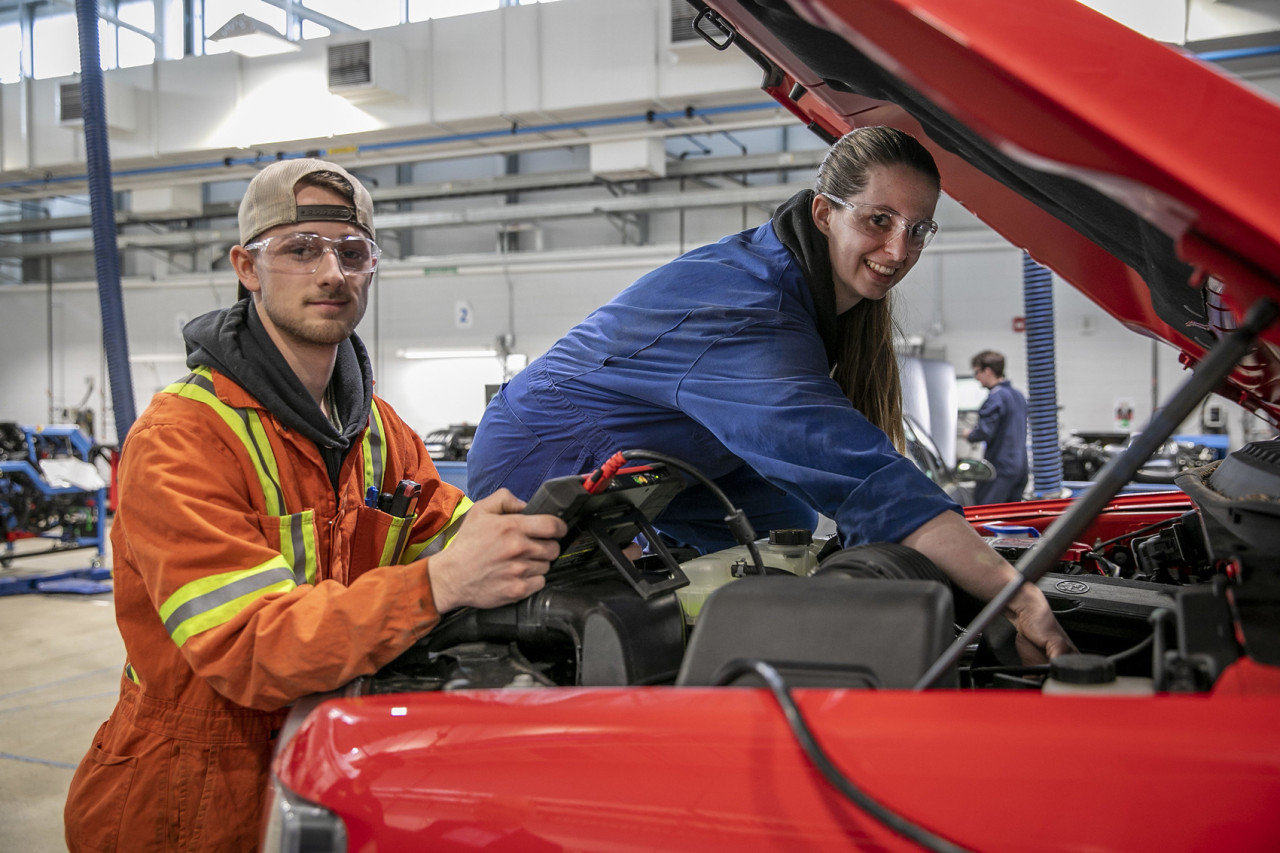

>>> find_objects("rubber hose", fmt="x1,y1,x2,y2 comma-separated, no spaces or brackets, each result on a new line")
76,0,137,443
1023,253,1065,497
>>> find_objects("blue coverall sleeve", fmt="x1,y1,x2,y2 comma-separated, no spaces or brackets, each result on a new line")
969,391,1005,444
672,311,960,547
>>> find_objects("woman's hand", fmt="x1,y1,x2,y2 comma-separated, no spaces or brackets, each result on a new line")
902,509,1078,664
1006,583,1078,664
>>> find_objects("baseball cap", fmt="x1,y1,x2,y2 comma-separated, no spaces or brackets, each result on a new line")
235,158,376,301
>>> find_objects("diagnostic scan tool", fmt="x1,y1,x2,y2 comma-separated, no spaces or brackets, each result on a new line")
523,463,689,600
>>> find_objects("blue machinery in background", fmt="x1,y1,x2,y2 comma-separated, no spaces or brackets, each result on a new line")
0,424,110,595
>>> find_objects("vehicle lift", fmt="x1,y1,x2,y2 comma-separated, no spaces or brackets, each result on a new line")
0,423,111,596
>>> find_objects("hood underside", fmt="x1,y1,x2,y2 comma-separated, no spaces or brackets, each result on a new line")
703,0,1280,426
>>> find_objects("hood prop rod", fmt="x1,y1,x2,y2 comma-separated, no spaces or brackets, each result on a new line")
915,296,1279,690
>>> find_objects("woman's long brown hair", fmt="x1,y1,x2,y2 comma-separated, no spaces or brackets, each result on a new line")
816,127,940,451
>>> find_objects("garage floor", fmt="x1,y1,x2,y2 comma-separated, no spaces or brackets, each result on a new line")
0,536,123,852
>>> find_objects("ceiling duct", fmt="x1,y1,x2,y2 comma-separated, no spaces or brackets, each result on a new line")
58,79,137,133
327,40,405,103
669,0,704,46
58,82,82,124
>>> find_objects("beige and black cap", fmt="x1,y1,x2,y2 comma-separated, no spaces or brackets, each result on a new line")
235,158,375,301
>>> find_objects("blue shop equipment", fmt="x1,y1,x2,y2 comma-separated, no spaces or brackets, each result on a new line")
0,423,110,593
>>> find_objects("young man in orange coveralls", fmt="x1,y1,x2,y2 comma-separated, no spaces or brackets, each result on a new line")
64,159,567,852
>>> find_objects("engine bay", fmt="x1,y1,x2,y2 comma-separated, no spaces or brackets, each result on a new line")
361,439,1280,698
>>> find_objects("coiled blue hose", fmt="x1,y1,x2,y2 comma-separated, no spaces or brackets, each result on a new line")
76,0,136,442
1022,253,1064,497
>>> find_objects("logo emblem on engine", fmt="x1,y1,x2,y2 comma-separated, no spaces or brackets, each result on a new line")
1055,580,1090,595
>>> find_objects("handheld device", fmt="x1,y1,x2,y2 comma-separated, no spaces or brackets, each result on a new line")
523,462,689,600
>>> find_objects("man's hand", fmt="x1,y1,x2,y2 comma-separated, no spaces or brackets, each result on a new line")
426,489,568,613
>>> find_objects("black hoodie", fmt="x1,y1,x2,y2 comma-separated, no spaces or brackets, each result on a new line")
771,189,839,368
182,299,375,489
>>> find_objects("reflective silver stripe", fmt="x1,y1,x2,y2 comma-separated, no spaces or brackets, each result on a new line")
163,564,296,645
363,401,386,493
239,409,286,516
286,515,308,585
405,498,472,561
182,370,215,395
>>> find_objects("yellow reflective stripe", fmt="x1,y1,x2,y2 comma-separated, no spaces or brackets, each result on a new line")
245,410,284,515
379,515,413,566
300,514,318,585
404,497,472,562
160,558,296,648
278,511,318,585
362,401,387,493
124,663,140,685
161,367,284,516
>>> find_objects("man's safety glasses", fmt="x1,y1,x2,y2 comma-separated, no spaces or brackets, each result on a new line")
244,233,382,275
819,192,938,251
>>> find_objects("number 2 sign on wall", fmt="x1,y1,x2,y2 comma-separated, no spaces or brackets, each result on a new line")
455,300,474,329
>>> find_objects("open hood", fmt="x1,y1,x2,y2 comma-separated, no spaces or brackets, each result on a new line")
700,0,1280,426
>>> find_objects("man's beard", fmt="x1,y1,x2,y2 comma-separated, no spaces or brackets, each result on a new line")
262,284,368,346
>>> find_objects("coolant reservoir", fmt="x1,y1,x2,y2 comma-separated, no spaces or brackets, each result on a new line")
1041,653,1154,696
676,529,822,624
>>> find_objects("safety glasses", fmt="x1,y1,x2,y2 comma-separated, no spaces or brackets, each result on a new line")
819,192,938,251
244,233,382,275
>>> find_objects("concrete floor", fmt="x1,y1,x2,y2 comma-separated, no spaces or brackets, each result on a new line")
0,537,122,852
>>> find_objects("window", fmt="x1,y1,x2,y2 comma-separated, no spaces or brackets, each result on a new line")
0,20,21,84
407,0,501,22
32,13,87,79
303,0,402,31
117,1,157,68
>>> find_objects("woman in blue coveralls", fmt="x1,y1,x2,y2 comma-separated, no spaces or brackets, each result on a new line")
468,126,1074,663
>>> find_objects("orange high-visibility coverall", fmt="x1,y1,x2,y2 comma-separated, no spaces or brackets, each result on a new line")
65,367,469,851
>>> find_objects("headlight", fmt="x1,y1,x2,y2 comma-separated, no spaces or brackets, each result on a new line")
261,778,348,853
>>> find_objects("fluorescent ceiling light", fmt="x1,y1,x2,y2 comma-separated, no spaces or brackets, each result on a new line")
396,348,499,360
128,353,188,363
209,14,300,57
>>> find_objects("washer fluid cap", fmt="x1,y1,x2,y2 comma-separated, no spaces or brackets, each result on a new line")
1049,653,1116,685
768,528,812,546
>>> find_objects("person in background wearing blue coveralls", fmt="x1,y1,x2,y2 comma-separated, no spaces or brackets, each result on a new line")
467,127,1075,664
966,350,1030,504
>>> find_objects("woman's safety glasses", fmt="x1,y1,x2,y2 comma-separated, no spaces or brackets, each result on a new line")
244,233,382,275
819,192,938,251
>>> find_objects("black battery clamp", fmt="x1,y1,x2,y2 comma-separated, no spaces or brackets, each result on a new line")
523,461,690,600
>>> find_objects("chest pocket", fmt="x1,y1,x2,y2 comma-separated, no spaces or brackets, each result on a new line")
348,506,415,584
162,368,395,586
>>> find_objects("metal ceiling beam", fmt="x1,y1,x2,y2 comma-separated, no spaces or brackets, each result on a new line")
46,0,160,42
0,181,811,259
0,148,825,237
0,111,796,204
258,0,357,34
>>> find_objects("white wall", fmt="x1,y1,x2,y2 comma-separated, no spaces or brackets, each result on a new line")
7,228,1263,449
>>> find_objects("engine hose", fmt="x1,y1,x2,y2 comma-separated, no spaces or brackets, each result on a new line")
619,449,766,575
1022,253,1065,498
76,0,137,443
